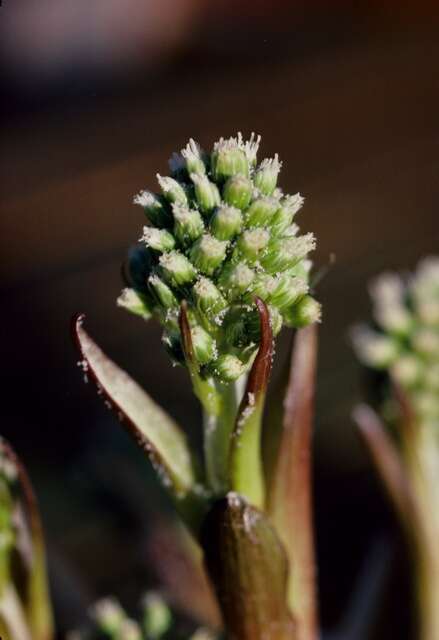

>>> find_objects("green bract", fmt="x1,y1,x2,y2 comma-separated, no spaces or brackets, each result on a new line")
120,133,320,383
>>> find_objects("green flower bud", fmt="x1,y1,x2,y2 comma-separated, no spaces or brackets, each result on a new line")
241,131,261,166
253,155,282,196
237,228,270,263
157,174,188,206
351,325,399,369
218,262,256,300
141,227,175,252
391,354,423,389
133,191,172,228
192,325,217,364
91,598,126,635
244,197,279,227
222,305,252,347
148,274,179,310
190,234,228,276
222,175,252,210
172,204,204,247
284,295,321,328
211,136,249,182
252,273,308,310
170,138,206,177
210,354,246,383
271,193,304,235
191,174,221,213
159,251,197,287
182,139,206,175
244,304,283,342
142,593,172,640
117,288,153,320
210,205,243,240
192,277,227,319
261,233,316,273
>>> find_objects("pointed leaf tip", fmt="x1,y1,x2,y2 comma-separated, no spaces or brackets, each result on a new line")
72,313,202,509
229,297,273,508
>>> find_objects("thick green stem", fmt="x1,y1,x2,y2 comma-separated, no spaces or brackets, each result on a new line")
203,382,238,495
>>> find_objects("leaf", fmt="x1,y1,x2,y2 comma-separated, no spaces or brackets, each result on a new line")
0,439,54,640
72,314,206,528
229,298,273,508
201,492,295,640
353,403,417,529
267,324,319,640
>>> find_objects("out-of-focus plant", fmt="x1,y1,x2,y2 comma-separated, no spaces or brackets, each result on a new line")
68,591,217,640
0,439,53,640
352,257,439,640
73,133,321,640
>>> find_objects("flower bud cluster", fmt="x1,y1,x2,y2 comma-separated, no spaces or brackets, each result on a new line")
352,257,439,426
119,133,320,382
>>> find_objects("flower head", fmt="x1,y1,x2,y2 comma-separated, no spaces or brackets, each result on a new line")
352,257,439,425
124,134,319,382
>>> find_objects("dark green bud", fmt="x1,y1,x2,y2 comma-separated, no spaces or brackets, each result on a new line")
190,234,228,276
191,325,217,364
253,155,282,196
210,354,246,383
222,175,252,210
245,197,279,227
148,275,179,310
210,205,243,240
244,304,283,342
172,204,204,247
159,251,197,287
191,174,221,213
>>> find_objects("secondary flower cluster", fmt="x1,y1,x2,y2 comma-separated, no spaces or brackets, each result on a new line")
118,133,320,383
74,594,216,640
352,256,439,426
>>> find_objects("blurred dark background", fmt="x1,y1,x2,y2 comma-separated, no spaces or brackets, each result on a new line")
1,1,439,637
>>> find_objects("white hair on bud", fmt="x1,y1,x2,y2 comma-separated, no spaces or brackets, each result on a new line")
182,137,202,160
133,190,157,208
258,153,282,173
283,192,305,214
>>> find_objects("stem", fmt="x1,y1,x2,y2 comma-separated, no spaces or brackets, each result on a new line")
402,423,439,640
203,382,238,495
